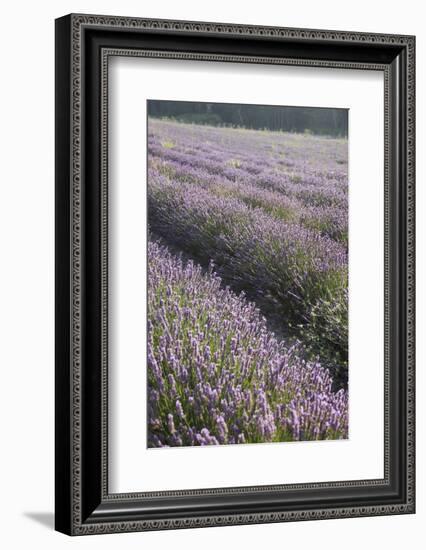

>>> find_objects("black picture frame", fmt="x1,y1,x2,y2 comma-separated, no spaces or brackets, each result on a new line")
55,13,415,535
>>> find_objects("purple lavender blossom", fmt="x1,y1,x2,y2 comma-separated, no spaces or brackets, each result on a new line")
147,118,349,447
147,239,348,447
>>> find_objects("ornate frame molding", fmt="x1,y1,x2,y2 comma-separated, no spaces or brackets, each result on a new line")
55,13,415,536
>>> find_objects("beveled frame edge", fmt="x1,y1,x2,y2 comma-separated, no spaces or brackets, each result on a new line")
55,13,415,536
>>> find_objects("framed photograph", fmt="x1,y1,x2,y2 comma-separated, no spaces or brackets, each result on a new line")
55,14,415,535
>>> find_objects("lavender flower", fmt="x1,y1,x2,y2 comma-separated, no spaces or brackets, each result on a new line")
147,239,348,447
146,118,349,446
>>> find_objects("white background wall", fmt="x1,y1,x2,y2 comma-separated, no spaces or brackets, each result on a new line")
0,1,423,548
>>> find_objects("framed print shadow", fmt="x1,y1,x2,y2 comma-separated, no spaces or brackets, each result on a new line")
55,14,415,535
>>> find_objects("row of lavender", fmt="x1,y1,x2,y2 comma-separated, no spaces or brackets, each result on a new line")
149,122,348,243
147,119,349,380
148,239,348,446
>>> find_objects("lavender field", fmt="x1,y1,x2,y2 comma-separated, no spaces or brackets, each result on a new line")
147,111,349,447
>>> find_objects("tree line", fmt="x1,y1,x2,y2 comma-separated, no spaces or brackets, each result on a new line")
148,100,348,137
